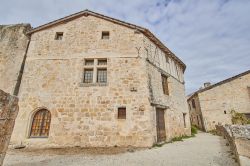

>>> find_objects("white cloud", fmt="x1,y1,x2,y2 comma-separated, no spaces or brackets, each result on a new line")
1,0,249,94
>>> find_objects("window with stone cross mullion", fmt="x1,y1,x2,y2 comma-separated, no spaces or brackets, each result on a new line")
83,58,107,83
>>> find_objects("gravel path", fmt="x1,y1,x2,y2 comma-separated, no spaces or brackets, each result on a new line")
4,132,238,166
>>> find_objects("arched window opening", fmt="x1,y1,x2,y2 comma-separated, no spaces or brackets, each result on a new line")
30,109,51,138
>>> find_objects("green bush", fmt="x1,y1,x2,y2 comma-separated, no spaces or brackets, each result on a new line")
191,125,198,136
231,110,249,125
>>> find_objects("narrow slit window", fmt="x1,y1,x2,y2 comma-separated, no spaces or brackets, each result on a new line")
102,31,110,39
55,32,63,40
118,107,126,119
97,69,107,83
183,113,187,128
83,69,93,83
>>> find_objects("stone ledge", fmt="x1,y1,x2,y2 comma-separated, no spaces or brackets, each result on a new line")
79,82,108,87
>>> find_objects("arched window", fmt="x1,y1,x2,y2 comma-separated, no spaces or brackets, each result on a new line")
30,109,51,137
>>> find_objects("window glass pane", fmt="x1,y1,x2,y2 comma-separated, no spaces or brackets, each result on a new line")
83,69,93,83
97,69,107,83
85,60,94,66
98,59,107,65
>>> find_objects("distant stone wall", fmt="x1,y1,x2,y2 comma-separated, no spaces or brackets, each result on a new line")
0,90,19,165
199,73,250,131
0,24,31,94
216,125,250,166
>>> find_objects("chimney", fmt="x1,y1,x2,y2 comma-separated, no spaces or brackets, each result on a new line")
204,82,211,88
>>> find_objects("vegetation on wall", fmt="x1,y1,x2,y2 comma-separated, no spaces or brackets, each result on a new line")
231,110,250,125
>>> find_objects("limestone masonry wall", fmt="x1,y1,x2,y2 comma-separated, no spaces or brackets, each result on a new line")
0,24,31,94
9,14,190,147
199,73,250,131
189,72,250,132
0,90,19,166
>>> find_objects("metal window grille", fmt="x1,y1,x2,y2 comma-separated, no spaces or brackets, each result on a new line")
83,69,93,83
97,69,107,83
30,109,51,137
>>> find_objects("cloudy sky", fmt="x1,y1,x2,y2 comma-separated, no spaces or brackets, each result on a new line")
1,0,249,94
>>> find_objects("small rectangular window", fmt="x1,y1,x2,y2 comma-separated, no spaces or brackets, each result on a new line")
166,56,169,63
192,99,196,108
55,32,63,40
102,31,109,39
83,69,93,83
97,69,107,83
183,113,186,128
161,75,169,95
98,59,107,65
85,59,94,66
118,107,126,119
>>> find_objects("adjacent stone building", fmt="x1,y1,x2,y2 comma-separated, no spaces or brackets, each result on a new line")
1,10,190,148
188,70,250,131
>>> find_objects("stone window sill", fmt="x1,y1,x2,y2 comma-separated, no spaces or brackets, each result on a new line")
79,82,108,87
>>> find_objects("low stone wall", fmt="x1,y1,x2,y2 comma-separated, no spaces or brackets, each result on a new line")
216,124,250,166
0,90,18,166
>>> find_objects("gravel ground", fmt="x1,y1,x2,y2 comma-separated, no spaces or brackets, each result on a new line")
4,132,238,166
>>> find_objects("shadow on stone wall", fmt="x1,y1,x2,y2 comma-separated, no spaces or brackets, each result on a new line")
0,90,19,166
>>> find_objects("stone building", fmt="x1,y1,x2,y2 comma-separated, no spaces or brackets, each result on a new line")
1,10,190,148
188,70,250,131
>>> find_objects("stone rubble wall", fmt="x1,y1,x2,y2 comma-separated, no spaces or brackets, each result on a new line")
216,125,250,166
0,24,31,94
0,90,19,166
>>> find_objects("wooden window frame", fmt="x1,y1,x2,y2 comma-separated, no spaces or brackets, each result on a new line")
161,74,169,95
118,107,126,119
30,109,51,138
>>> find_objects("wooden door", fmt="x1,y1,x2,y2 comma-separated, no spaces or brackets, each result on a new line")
156,108,166,142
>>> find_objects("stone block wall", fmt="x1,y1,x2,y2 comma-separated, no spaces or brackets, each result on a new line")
216,125,250,166
10,13,190,147
0,90,19,165
188,94,204,130
189,72,250,132
0,24,31,94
